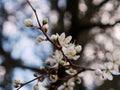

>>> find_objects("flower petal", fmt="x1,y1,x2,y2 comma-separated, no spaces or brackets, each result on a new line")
59,33,65,41
107,74,113,80
65,36,72,44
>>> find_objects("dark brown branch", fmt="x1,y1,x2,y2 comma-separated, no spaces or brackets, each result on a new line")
26,0,42,28
17,75,44,90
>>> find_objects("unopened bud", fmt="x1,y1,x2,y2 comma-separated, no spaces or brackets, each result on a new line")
24,19,33,27
75,77,81,84
43,83,50,88
45,58,50,65
69,68,75,73
40,66,45,71
33,72,38,77
37,36,44,42
33,84,39,90
14,79,20,85
50,75,58,83
59,60,65,66
75,45,82,53
42,18,48,25
69,82,75,87
51,35,57,41
42,25,48,33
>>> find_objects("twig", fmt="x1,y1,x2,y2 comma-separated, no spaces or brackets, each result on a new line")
26,0,42,28
17,75,44,90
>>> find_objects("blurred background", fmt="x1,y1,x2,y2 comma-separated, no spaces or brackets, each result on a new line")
0,0,120,90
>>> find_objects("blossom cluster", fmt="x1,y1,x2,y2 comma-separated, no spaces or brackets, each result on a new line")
95,49,120,80
45,33,82,68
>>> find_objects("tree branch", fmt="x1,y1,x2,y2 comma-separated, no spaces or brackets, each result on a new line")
26,0,42,28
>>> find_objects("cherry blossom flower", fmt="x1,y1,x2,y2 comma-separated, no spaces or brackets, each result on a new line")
96,62,120,80
51,33,72,47
62,44,80,60
45,50,64,67
57,33,72,47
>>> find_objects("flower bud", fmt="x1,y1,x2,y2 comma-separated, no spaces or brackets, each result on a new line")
95,69,102,76
43,83,49,88
14,79,20,85
51,35,57,41
45,58,50,65
38,77,44,82
75,77,81,84
24,19,33,27
69,68,75,73
42,18,48,25
33,84,39,90
37,36,44,42
69,82,75,87
41,25,48,33
50,75,58,83
40,66,45,71
59,60,65,66
75,45,82,53
33,72,38,77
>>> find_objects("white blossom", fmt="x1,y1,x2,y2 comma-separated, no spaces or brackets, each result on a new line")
97,62,120,80
65,68,77,75
62,44,80,60
59,78,75,90
57,33,72,47
45,50,64,67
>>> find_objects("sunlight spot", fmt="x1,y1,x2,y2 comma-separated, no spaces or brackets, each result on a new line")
95,34,105,44
58,0,66,10
79,3,87,13
3,21,17,37
112,24,120,41
82,71,94,90
93,0,104,5
49,10,59,25
4,1,14,13
103,2,114,11
0,66,6,76
84,44,95,61
64,12,71,30
101,12,110,24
